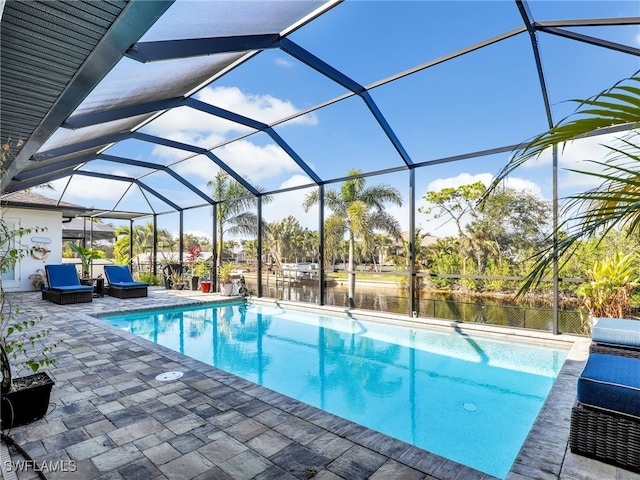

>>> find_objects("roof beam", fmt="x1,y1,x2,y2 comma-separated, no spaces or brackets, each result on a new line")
63,97,186,129
33,131,131,162
516,0,555,129
535,17,640,28
185,98,266,130
264,128,322,184
13,154,96,181
126,34,281,62
279,38,363,93
536,26,640,56
359,91,413,167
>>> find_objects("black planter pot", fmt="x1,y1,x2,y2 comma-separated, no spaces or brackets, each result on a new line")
191,276,199,290
1,372,54,428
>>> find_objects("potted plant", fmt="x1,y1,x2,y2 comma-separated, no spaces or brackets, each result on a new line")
186,244,202,290
0,304,57,428
194,260,211,293
170,271,186,290
68,243,103,278
29,269,46,290
219,261,234,296
577,251,639,334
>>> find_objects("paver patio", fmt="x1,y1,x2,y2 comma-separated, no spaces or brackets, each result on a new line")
1,289,638,480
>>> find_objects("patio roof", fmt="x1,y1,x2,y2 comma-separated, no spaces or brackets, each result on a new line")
2,1,638,218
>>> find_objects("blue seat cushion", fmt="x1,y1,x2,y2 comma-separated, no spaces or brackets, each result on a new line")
110,281,149,288
51,285,94,293
104,265,133,283
104,266,148,288
577,353,640,417
46,264,81,287
592,318,640,348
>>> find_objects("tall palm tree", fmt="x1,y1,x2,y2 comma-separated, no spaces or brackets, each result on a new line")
207,170,270,269
488,73,640,292
303,169,403,308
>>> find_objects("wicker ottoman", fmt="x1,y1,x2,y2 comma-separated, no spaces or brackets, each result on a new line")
570,353,640,472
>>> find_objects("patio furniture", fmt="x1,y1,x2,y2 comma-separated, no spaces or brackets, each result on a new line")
570,353,640,472
590,317,640,358
103,265,149,299
42,264,94,304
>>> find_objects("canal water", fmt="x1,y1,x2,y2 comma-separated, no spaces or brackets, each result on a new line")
244,278,586,334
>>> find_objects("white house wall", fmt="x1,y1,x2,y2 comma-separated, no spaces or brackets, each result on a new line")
4,207,62,292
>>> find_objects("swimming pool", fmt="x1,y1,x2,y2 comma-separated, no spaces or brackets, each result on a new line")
100,301,569,478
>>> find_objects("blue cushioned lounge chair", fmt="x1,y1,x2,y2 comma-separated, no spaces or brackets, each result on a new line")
42,264,94,304
104,265,148,299
590,317,640,358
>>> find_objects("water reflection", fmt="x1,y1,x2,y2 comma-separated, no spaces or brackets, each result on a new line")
250,280,584,333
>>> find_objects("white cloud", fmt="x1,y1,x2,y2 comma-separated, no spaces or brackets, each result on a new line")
262,175,316,227
275,56,295,68
215,140,302,182
517,132,622,170
172,154,220,180
197,85,318,126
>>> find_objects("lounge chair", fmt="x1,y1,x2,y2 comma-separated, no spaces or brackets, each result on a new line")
42,264,94,304
590,317,640,358
103,265,148,299
570,353,640,472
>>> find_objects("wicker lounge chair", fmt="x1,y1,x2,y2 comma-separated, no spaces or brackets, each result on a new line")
42,264,94,305
570,353,640,472
104,265,148,299
590,317,640,358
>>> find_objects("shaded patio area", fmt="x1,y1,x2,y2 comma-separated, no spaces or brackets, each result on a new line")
1,289,637,480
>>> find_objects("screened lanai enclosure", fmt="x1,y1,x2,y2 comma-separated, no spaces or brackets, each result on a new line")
2,1,639,334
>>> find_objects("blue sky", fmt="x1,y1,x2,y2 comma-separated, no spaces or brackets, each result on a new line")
46,0,640,240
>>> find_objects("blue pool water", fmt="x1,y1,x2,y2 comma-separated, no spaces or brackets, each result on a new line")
100,302,569,478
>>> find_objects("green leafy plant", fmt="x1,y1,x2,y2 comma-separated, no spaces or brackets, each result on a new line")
193,259,210,279
218,261,234,284
2,310,58,377
578,251,639,320
170,270,185,287
137,272,160,286
1,137,58,393
68,243,103,277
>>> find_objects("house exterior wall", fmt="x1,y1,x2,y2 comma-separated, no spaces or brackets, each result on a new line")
3,208,62,292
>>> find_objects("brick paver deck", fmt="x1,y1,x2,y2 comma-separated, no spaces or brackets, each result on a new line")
1,289,638,480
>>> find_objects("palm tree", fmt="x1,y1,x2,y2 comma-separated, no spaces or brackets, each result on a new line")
114,222,174,269
207,170,270,269
488,73,640,292
303,169,403,308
